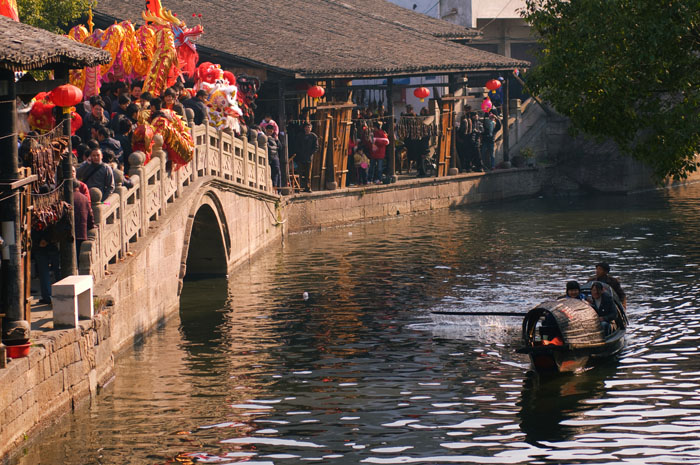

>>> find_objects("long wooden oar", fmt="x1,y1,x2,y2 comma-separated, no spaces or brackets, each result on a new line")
431,311,527,317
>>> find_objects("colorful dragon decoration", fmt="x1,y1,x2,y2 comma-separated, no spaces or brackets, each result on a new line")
67,0,202,97
57,1,266,169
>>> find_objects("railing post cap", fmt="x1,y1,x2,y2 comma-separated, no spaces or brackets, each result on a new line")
113,168,124,187
153,134,164,152
129,151,146,168
90,187,103,204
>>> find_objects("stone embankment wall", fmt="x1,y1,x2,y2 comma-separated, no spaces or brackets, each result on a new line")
0,124,281,460
285,168,544,233
0,315,114,460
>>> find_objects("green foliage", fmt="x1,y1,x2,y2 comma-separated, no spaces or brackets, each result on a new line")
18,0,93,34
522,0,700,181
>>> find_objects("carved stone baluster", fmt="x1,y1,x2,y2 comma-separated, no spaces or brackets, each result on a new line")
129,151,147,238
151,134,167,214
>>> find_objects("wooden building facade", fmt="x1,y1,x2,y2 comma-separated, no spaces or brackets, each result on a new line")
94,0,528,192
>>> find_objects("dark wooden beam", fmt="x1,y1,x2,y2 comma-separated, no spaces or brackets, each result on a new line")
15,78,67,96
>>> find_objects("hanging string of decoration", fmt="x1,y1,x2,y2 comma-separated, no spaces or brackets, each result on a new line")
30,182,71,232
22,128,70,189
397,115,437,140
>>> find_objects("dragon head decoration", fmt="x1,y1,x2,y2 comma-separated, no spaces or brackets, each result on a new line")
141,0,203,80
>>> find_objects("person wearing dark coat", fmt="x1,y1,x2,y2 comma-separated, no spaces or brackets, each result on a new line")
79,97,110,142
114,117,133,174
97,126,123,160
265,125,282,188
73,180,94,264
591,262,626,307
455,114,471,172
183,90,209,126
588,281,618,335
296,122,319,192
465,112,483,172
76,148,115,200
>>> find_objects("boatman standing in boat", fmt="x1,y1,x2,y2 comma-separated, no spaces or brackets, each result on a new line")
592,262,626,308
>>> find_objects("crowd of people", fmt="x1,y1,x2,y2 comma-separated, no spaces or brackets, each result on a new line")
456,108,503,173
342,101,506,188
20,79,238,304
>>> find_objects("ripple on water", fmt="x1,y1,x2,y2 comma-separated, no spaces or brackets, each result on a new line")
15,184,700,465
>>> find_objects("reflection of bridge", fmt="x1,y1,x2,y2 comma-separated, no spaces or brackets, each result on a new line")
85,124,283,348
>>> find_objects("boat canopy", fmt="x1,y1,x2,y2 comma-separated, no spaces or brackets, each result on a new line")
522,298,606,347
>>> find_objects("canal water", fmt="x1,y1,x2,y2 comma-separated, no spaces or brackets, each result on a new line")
15,184,700,464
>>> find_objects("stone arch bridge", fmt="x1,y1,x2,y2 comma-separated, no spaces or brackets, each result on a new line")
82,125,283,349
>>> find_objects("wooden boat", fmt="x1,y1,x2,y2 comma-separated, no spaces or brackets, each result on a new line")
517,282,628,373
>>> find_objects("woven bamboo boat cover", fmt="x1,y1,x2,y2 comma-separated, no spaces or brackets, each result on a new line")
537,298,605,345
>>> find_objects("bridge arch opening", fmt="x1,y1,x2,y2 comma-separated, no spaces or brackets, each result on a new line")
184,203,228,281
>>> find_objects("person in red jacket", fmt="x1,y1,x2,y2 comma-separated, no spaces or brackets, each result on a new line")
369,121,389,184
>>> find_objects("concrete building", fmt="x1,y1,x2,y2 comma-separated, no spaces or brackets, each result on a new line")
388,0,537,65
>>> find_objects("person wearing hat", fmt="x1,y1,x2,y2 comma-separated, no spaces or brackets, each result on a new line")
592,262,626,307
561,280,585,300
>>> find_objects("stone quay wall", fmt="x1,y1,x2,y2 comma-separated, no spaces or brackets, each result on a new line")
0,123,281,460
0,315,114,461
285,168,545,233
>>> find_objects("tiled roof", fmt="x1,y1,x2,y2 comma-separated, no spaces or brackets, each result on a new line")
94,0,528,78
0,16,111,71
327,0,480,40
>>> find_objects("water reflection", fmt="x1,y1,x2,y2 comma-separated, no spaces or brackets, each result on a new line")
12,183,700,465
518,361,618,444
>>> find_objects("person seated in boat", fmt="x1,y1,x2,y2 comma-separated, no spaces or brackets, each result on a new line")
592,262,626,308
560,280,585,300
588,282,617,334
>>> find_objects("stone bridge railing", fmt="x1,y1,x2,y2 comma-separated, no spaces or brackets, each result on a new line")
79,124,273,281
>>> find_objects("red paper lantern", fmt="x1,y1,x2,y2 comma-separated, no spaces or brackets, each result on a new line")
50,84,83,108
485,79,501,91
414,87,430,102
307,85,325,99
70,112,83,135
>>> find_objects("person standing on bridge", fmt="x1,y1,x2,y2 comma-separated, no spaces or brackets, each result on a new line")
77,148,115,201
297,122,318,193
265,124,282,188
481,111,501,171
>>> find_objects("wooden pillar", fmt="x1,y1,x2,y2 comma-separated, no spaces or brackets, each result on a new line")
0,68,29,340
447,74,459,175
503,74,510,163
386,78,397,183
55,66,77,277
278,80,291,195
60,109,77,277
